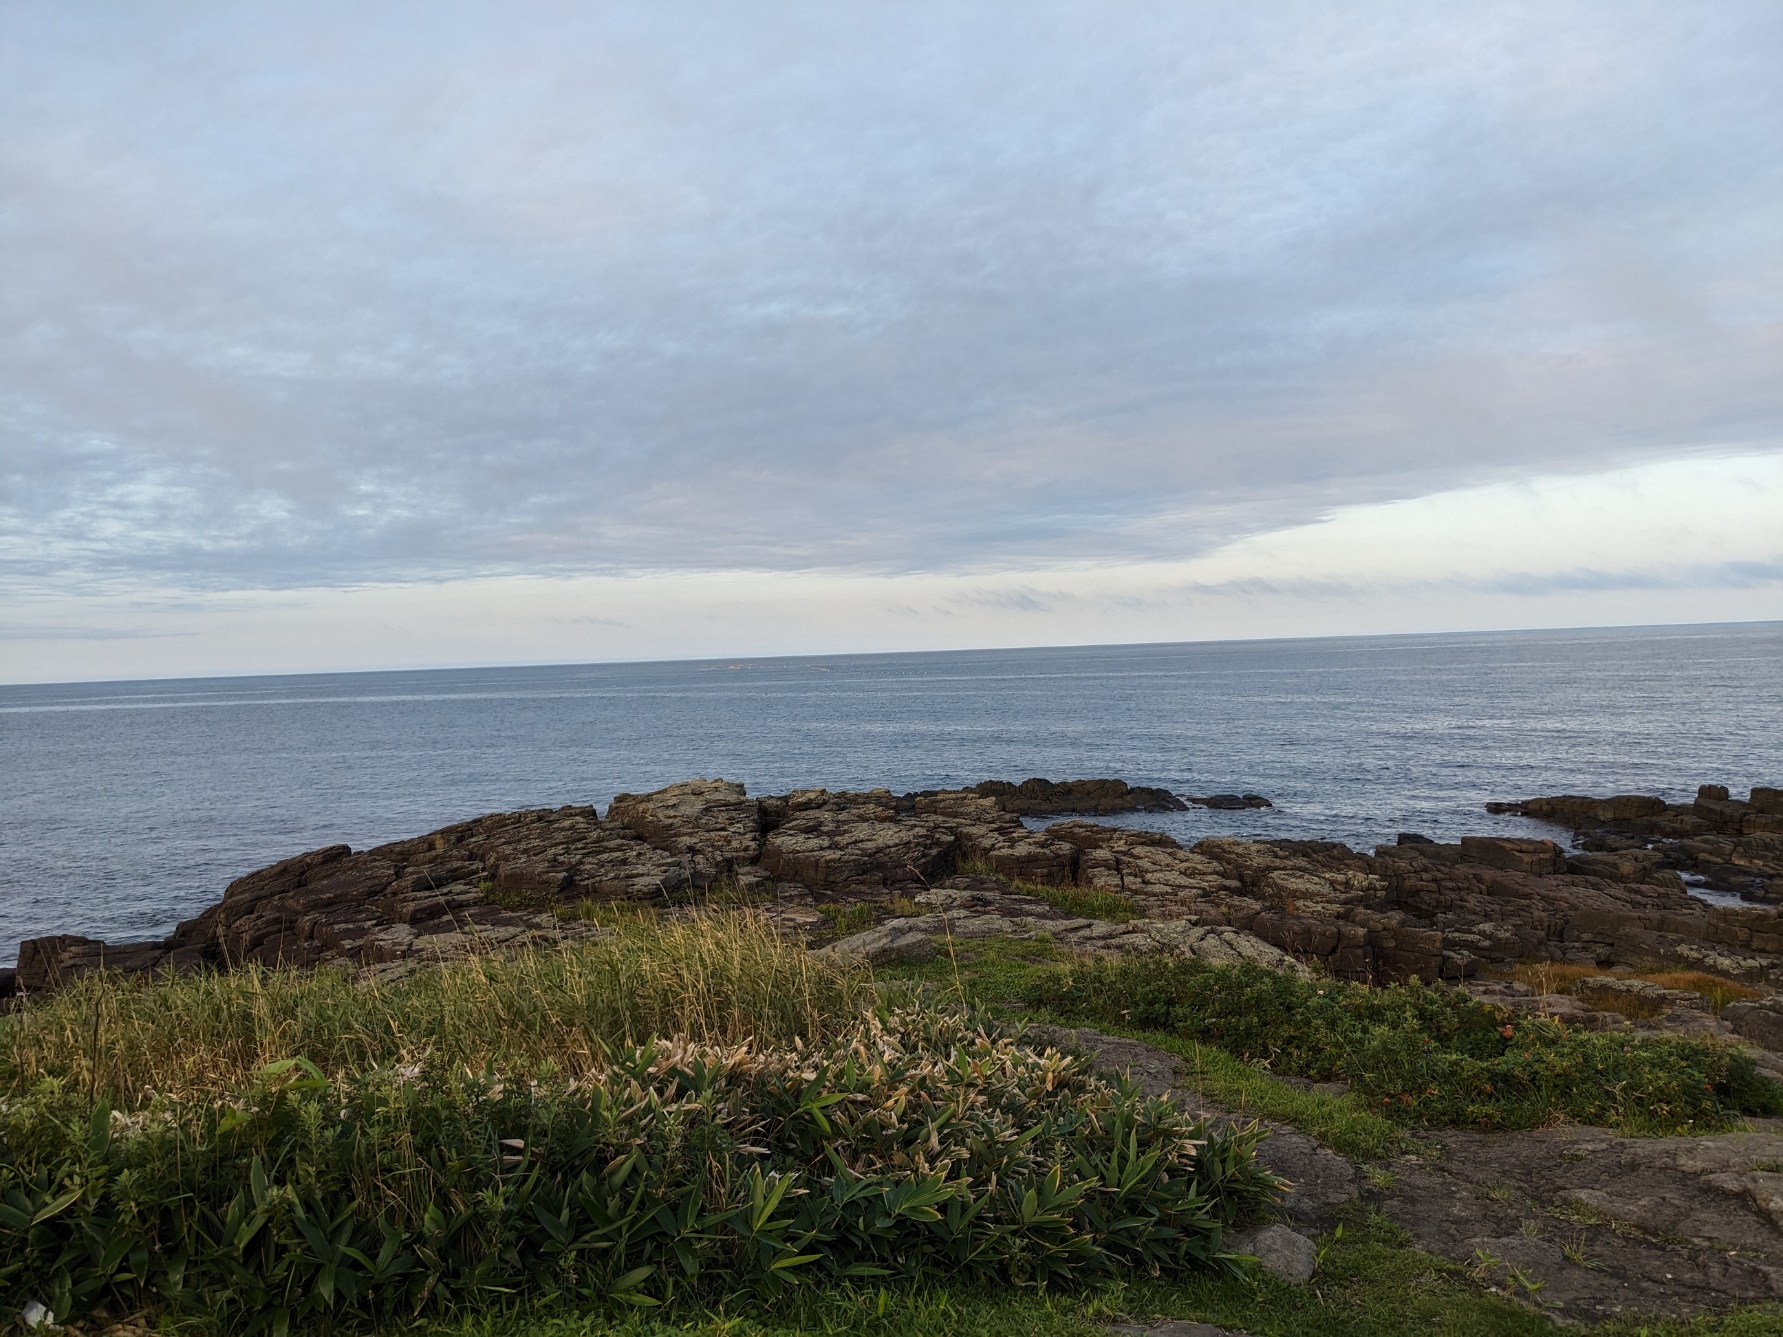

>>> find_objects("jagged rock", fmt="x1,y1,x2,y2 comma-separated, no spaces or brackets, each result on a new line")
912,790,1077,884
1227,1223,1317,1282
1576,975,1711,1012
606,778,761,887
20,778,1783,1024
1457,836,1565,874
760,789,957,892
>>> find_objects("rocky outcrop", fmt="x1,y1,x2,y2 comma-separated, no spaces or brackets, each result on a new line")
1186,793,1273,810
965,777,1187,815
761,789,959,892
18,777,1783,1006
1491,784,1783,902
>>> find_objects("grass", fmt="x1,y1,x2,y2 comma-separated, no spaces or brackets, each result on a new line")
12,909,1783,1335
1494,963,1762,1016
816,903,874,936
2,911,871,1107
1023,955,1783,1136
0,916,1286,1333
1013,881,1140,923
873,938,1408,1160
1111,1030,1409,1161
397,1205,1783,1336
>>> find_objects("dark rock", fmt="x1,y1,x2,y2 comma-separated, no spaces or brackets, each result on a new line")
1725,998,1783,1051
1396,831,1435,844
1458,836,1565,874
606,778,761,887
970,777,1188,815
1188,793,1272,810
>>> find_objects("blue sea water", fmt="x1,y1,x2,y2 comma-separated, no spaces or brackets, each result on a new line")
3,622,1780,966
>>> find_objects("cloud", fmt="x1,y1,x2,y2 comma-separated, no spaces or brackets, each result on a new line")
2,0,1781,621
5,452,1777,683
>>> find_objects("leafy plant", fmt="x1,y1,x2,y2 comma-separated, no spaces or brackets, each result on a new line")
1025,956,1783,1134
0,1004,1282,1330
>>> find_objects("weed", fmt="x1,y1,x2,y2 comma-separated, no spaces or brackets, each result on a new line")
1561,1236,1602,1269
818,903,875,936
1013,881,1140,923
2,912,871,1104
1493,963,1760,1016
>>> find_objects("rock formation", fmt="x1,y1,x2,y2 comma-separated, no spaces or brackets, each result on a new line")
1489,784,1783,901
16,780,1783,1033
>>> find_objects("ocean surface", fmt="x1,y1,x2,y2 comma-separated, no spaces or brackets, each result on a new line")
4,622,1780,966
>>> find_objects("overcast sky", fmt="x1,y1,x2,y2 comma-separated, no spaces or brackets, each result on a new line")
3,2,1780,681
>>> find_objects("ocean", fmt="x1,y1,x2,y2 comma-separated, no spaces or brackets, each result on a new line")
3,622,1780,966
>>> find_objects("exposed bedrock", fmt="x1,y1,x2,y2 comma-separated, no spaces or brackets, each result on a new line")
16,781,1783,1016
1489,784,1783,902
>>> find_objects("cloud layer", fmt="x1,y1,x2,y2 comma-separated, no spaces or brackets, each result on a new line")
7,452,1777,683
2,2,1781,673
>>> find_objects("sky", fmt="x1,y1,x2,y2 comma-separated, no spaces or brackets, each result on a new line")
2,2,1780,682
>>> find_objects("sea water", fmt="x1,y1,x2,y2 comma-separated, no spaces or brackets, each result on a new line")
3,621,1780,965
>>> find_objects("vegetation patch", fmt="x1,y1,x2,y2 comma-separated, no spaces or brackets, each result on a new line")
1493,962,1761,1016
3,913,869,1104
1023,956,1783,1135
1012,882,1140,924
0,919,1283,1332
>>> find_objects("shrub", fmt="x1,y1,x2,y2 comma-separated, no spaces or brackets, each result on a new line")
0,1006,1281,1331
1026,957,1783,1135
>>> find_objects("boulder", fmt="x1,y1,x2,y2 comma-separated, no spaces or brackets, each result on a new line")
1458,836,1565,875
1724,997,1783,1052
1227,1223,1317,1282
1187,793,1273,810
761,789,957,891
606,778,761,886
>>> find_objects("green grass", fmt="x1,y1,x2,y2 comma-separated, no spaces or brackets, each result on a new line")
1119,1030,1409,1161
873,938,1406,1160
1013,881,1140,923
1026,955,1783,1136
401,1206,1783,1335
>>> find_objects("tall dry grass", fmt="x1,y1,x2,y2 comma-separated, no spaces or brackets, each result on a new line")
1499,961,1762,1015
1,910,873,1106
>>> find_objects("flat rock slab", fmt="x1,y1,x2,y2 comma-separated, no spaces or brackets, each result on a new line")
1373,1120,1783,1320
1023,1026,1783,1321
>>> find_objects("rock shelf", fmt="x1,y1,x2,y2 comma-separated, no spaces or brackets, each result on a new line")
11,780,1783,1035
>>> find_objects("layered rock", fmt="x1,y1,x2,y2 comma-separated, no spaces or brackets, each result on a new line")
1491,784,1783,901
17,777,1783,1009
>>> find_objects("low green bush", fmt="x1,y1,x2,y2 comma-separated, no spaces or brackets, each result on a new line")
0,1005,1282,1332
1026,957,1783,1134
